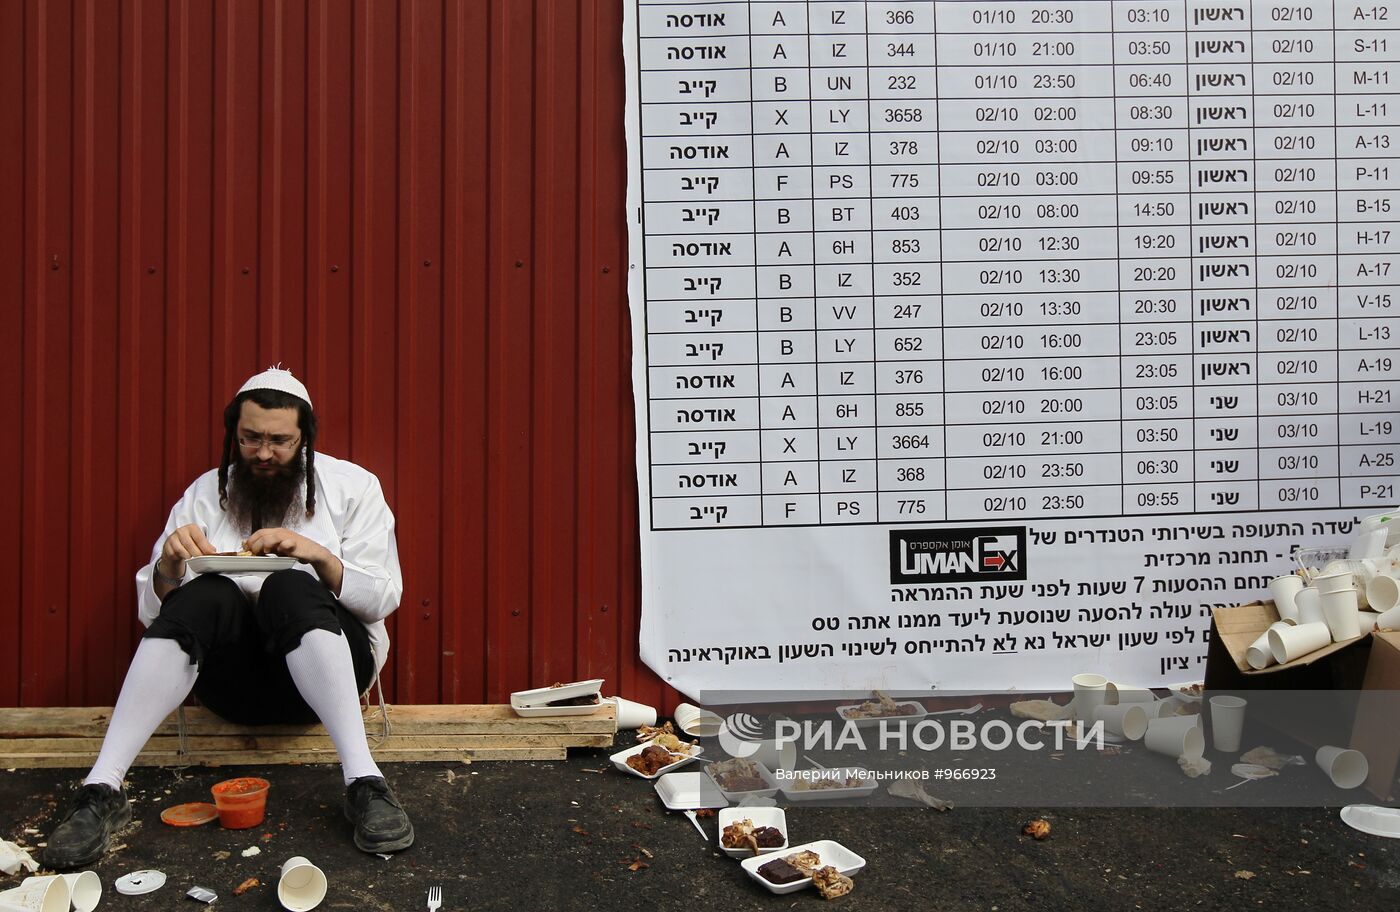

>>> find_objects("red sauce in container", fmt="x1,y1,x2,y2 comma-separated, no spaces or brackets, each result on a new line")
210,777,270,829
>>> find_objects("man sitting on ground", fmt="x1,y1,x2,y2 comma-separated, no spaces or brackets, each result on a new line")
43,367,413,868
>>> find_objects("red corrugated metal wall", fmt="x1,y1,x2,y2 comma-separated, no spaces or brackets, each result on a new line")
0,0,677,712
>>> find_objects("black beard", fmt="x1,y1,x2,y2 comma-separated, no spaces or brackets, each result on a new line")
228,450,306,534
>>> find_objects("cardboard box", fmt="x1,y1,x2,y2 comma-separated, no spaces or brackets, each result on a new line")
1205,601,1400,801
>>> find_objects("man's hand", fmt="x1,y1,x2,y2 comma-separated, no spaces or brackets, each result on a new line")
243,528,327,564
159,524,215,579
244,528,344,596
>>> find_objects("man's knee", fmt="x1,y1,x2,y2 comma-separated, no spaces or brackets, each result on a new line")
254,569,341,654
144,573,244,664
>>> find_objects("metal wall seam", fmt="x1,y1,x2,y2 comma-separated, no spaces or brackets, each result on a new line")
0,0,23,709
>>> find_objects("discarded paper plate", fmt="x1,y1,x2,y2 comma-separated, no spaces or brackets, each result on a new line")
716,806,789,858
161,802,218,827
1231,764,1277,780
738,839,866,896
114,870,167,896
1340,804,1400,838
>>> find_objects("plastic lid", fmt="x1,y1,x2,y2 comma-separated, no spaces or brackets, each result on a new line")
115,870,167,895
161,802,219,827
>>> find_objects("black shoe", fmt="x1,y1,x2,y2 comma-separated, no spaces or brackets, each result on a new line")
344,776,414,853
42,782,132,870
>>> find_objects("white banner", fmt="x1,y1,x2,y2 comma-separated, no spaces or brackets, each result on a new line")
624,0,1400,699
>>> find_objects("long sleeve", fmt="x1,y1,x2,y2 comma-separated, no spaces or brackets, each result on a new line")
334,473,404,625
134,475,216,628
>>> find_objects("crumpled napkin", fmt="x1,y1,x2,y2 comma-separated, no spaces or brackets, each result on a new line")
0,839,39,875
1178,755,1212,778
888,779,954,810
1009,699,1071,722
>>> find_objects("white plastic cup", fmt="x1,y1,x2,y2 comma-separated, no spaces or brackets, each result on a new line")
1316,746,1369,790
1247,621,1296,670
1092,703,1149,741
1358,611,1380,635
0,877,70,912
605,696,657,729
672,702,721,737
1295,587,1325,626
749,738,798,773
1071,673,1109,720
1268,574,1304,622
1321,589,1362,641
1144,716,1205,760
1378,605,1400,631
1209,695,1248,753
1105,682,1156,705
1367,573,1400,614
1269,621,1333,664
1313,569,1355,595
60,873,101,912
277,856,327,912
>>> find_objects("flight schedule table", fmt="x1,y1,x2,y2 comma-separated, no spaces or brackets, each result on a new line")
631,0,1400,530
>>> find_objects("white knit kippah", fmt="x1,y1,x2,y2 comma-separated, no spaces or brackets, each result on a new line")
237,364,313,409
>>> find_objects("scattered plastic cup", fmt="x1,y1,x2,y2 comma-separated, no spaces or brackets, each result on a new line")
1268,621,1332,664
1071,673,1109,721
605,696,657,729
0,876,70,912
1367,573,1400,614
1268,574,1304,622
211,777,270,829
1378,605,1400,631
1144,716,1204,760
58,872,101,912
1321,589,1362,641
1105,682,1156,705
1092,703,1149,740
277,856,327,912
1209,695,1248,753
1316,746,1369,790
1295,587,1325,626
1247,621,1295,670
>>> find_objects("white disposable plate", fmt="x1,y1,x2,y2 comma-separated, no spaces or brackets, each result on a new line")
1341,804,1400,838
509,695,606,718
779,767,878,802
1231,763,1278,781
653,771,728,810
610,741,703,780
510,678,605,707
834,701,929,727
186,555,297,575
1170,685,1205,704
706,759,781,801
739,839,866,895
717,806,788,857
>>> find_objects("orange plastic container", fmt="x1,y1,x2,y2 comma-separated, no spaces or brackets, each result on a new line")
210,777,270,829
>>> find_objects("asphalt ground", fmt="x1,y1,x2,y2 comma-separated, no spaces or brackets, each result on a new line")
3,724,1398,912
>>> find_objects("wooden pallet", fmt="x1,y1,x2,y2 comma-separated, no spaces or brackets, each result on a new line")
0,704,616,767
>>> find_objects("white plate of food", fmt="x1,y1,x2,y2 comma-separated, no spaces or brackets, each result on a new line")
510,678,605,707
1170,683,1205,704
835,700,928,727
706,757,780,801
653,771,728,810
717,806,788,857
610,740,703,780
779,767,878,802
739,839,866,896
186,554,297,575
509,693,607,718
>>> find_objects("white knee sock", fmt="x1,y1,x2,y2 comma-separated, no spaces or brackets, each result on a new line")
86,638,199,790
284,629,382,784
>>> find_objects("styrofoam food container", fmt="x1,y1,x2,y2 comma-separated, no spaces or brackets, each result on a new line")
705,758,780,801
509,694,607,718
716,806,788,857
833,701,928,727
778,767,877,802
653,771,728,810
510,678,604,707
739,839,866,895
609,741,702,780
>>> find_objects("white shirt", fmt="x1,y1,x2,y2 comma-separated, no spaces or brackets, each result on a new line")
136,453,402,672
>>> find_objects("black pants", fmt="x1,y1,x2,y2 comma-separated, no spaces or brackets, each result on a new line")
145,569,376,725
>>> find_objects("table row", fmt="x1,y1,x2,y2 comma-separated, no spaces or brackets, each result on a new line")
647,478,1400,528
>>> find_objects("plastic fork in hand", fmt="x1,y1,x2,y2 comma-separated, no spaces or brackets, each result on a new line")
427,886,442,912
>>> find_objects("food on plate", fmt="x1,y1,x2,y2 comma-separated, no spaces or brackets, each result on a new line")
753,826,783,847
756,858,804,885
649,732,695,755
721,817,755,851
709,758,769,792
790,772,867,791
787,849,823,875
636,720,675,743
625,744,685,776
544,693,600,707
811,865,854,899
214,550,256,557
1175,683,1205,698
841,690,921,719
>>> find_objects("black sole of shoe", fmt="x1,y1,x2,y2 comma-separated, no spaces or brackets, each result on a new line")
43,802,134,870
353,824,415,854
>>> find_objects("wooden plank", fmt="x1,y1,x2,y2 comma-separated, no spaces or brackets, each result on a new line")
0,747,569,768
3,733,614,753
0,705,617,738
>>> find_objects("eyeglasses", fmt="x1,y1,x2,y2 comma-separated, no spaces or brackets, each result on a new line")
237,433,302,454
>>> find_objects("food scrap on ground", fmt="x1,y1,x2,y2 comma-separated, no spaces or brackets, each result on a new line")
1022,819,1052,840
232,877,260,895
